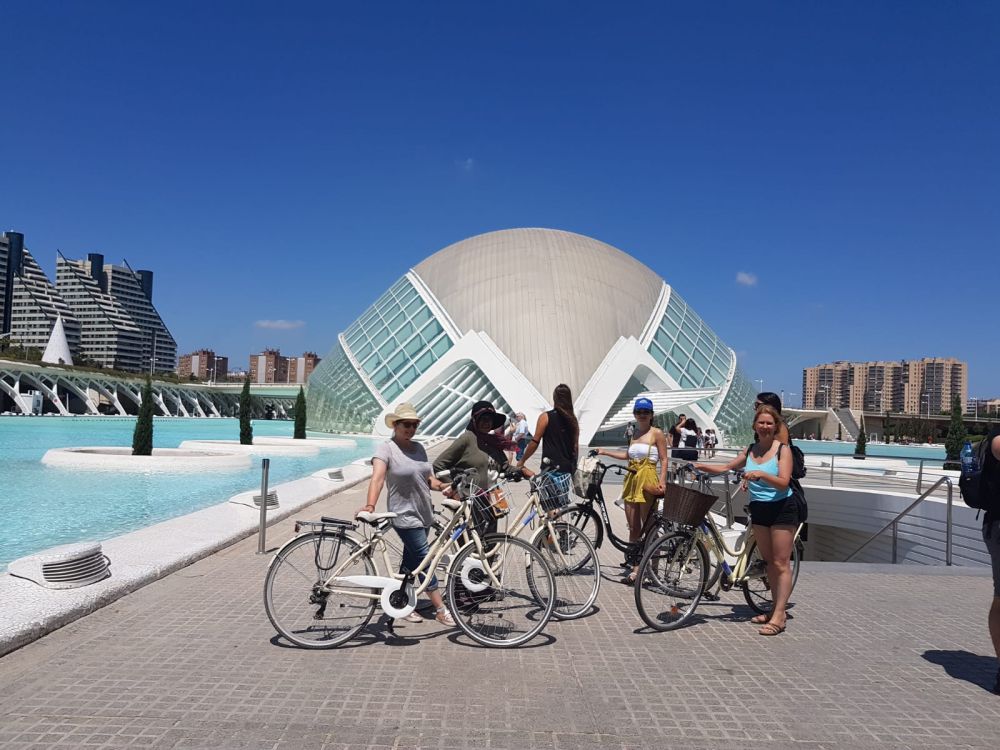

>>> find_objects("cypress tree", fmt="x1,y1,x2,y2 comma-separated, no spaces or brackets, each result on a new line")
944,394,967,464
854,415,866,458
293,386,307,439
132,377,155,456
239,375,254,445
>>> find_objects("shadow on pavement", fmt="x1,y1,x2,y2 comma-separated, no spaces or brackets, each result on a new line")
922,649,999,693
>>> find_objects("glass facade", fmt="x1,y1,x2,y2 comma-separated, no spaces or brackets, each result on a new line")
412,361,513,437
646,288,755,447
306,342,382,433
647,289,733,394
341,276,453,403
712,368,756,448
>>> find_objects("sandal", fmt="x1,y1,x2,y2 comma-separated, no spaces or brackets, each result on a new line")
758,622,786,636
620,573,637,586
751,614,769,624
401,610,424,623
435,607,456,627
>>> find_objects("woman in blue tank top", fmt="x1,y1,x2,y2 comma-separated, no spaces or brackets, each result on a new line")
694,404,801,636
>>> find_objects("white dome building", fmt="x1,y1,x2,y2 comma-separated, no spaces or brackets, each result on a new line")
308,228,755,446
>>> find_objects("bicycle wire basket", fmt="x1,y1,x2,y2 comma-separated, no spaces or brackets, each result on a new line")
660,482,718,527
468,478,513,535
536,471,572,512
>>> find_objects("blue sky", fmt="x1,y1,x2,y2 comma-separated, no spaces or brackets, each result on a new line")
2,1,998,402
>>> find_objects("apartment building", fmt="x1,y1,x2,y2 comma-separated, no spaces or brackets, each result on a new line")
56,253,177,373
249,349,321,384
802,358,968,415
178,349,229,381
1,231,82,358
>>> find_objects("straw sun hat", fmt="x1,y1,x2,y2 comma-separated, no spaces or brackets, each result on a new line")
384,402,421,429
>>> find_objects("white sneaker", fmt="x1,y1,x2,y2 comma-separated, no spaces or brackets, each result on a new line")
401,610,424,623
435,607,456,627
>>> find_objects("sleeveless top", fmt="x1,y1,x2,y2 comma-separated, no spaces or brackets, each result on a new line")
542,408,578,471
627,440,659,462
746,444,793,502
983,427,1000,524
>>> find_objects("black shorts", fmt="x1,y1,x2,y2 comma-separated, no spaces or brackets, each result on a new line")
749,497,803,528
983,519,1000,598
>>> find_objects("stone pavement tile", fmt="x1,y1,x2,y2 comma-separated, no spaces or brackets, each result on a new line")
2,471,1000,749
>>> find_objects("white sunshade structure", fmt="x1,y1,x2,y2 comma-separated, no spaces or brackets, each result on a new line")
308,228,756,447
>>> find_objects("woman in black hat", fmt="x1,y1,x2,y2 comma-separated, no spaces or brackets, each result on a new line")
433,400,513,491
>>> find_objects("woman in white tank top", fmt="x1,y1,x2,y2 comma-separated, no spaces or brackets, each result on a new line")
593,397,668,585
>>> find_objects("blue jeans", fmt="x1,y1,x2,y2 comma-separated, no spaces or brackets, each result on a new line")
394,525,438,592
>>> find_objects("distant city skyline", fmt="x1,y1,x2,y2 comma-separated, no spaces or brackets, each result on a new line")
2,3,997,400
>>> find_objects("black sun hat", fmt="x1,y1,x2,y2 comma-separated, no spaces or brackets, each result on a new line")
467,400,506,431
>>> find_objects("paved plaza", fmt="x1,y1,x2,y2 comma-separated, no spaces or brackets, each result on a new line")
1,472,998,749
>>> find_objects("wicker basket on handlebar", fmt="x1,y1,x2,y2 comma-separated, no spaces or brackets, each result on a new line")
660,483,717,527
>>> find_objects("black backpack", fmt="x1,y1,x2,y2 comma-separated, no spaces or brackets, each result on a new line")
746,440,807,480
959,431,1000,514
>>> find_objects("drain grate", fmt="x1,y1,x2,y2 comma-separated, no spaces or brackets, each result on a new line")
252,491,279,509
8,541,111,589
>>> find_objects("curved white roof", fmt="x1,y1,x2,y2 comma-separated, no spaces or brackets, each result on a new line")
413,228,663,398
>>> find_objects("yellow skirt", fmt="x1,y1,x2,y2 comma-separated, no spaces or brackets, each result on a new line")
621,458,659,503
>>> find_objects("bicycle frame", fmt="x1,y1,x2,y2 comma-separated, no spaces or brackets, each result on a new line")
317,495,503,615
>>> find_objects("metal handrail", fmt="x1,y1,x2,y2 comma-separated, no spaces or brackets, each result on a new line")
843,476,954,565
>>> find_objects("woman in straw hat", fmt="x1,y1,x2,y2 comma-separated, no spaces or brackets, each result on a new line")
357,402,455,626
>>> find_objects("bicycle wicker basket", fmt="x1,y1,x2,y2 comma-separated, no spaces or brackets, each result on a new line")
537,471,572,512
572,461,601,499
468,480,512,534
660,483,717,527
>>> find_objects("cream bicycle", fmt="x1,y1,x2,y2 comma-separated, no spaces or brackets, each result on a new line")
634,468,803,631
264,467,556,648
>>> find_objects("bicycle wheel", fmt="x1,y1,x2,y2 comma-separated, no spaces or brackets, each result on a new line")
530,522,600,620
634,532,708,631
447,534,555,647
553,503,603,550
741,538,802,615
264,532,376,649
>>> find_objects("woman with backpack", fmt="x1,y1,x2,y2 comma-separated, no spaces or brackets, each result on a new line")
694,404,803,635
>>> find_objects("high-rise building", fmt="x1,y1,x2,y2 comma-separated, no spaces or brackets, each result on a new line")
248,349,322,384
55,253,177,373
802,358,968,415
178,349,228,381
103,260,177,373
249,349,288,384
1,231,82,358
287,352,320,384
56,253,144,371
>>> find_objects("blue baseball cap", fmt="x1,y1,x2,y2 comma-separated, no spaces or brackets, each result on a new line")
633,398,654,412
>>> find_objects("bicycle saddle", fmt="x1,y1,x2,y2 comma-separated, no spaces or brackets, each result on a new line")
440,498,462,512
355,510,398,525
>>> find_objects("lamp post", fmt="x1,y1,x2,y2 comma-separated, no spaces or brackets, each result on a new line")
819,384,831,409
754,378,764,394
789,392,799,408
921,393,930,419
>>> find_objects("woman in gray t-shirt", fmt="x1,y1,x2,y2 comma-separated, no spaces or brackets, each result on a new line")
357,403,454,627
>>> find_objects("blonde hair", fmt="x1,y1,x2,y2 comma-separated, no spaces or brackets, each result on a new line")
753,404,784,430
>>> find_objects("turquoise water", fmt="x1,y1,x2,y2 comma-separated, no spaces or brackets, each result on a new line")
797,440,945,464
0,417,376,566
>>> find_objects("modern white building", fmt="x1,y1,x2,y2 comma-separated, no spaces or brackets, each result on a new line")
1,232,82,358
55,253,145,372
308,228,756,446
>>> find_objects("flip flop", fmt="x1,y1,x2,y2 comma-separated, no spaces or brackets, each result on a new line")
758,622,786,636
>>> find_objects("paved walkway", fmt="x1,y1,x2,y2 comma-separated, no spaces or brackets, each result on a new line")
0,474,998,749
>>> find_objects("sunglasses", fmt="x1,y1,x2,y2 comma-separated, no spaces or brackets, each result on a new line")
396,420,419,429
